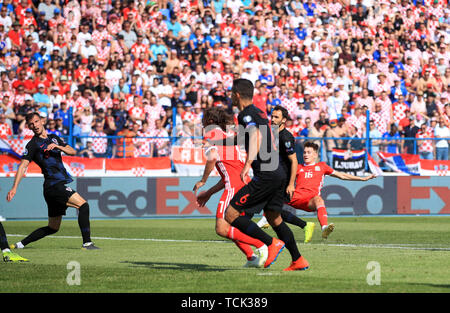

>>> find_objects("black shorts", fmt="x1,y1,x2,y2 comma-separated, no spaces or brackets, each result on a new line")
43,182,76,217
230,170,286,214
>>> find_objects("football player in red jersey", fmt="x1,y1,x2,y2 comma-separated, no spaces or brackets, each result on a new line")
193,107,267,268
287,141,375,239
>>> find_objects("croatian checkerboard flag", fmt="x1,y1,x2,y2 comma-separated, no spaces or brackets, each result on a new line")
0,138,21,159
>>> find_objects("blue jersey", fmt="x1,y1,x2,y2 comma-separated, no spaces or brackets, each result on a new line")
22,134,72,189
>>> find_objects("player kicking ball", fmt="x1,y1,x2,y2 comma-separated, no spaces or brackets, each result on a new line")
193,107,267,268
285,141,376,239
6,112,99,251
1,222,29,262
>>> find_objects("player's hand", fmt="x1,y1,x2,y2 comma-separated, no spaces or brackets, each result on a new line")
241,163,251,184
196,191,211,207
193,181,205,195
6,188,16,202
286,184,295,200
45,143,60,152
364,174,376,180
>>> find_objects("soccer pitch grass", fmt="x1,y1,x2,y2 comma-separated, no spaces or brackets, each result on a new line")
1,217,449,293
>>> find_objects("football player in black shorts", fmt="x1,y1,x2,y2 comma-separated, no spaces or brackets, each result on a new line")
6,112,99,250
256,106,316,243
221,79,309,271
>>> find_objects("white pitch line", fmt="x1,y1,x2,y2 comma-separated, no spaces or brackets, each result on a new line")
7,234,450,251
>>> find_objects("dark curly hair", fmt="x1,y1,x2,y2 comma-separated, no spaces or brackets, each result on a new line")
202,106,233,131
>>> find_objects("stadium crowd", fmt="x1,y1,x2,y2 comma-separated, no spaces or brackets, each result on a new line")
0,0,449,162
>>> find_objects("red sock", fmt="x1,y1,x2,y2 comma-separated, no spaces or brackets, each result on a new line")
317,206,328,228
234,241,255,260
227,226,265,249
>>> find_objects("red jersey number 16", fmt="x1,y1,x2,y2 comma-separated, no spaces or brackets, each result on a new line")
304,171,313,178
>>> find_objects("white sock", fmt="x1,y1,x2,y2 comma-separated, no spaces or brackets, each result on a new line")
321,225,328,231
16,242,24,249
2,248,11,253
257,216,268,227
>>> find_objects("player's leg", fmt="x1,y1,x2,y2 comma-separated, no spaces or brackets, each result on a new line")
66,192,99,250
12,216,61,249
287,195,316,243
216,217,262,266
308,196,334,239
1,222,29,262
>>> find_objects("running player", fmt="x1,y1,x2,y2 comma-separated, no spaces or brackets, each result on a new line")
255,106,315,243
215,78,308,271
6,112,99,250
1,222,29,262
287,141,376,239
193,107,266,268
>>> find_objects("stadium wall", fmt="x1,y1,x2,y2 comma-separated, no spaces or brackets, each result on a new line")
0,176,449,219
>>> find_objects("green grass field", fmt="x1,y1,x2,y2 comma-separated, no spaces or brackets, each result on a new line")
1,217,450,293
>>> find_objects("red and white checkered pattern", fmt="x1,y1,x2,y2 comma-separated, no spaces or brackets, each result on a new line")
89,131,107,154
69,163,85,177
392,101,409,124
0,123,12,139
6,138,31,155
132,167,146,177
416,129,434,153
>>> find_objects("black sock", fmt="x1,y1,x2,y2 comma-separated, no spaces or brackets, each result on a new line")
78,202,92,244
231,216,273,246
281,211,307,229
273,222,301,261
21,226,58,246
0,222,9,250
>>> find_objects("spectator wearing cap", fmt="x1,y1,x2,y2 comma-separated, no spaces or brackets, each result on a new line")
258,66,274,88
32,45,50,69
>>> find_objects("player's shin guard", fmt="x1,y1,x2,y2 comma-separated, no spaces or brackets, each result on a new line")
231,216,273,247
273,222,301,261
317,206,328,228
281,210,307,229
0,222,9,250
78,202,92,244
21,226,58,246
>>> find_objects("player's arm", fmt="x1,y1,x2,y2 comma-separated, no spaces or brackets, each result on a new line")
330,171,376,181
193,147,218,194
197,179,225,207
286,153,298,198
6,159,30,202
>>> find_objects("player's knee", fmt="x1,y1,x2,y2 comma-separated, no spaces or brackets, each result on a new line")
215,225,228,237
78,202,89,213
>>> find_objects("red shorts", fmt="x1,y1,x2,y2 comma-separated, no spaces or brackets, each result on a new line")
287,191,317,212
216,187,237,219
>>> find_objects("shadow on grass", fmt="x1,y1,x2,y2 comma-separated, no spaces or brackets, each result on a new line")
407,283,450,289
121,261,231,272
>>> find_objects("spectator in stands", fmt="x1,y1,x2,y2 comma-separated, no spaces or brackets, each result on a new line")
434,117,449,161
382,123,401,154
416,123,434,160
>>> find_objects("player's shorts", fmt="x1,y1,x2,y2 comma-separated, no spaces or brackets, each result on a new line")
43,182,77,217
230,171,286,214
287,191,318,212
216,187,237,219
